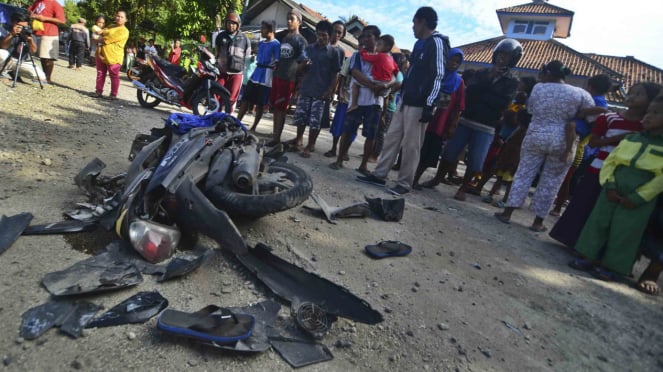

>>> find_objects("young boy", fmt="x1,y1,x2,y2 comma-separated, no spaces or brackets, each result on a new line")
268,9,307,146
348,34,398,112
236,20,280,132
292,20,342,158
573,93,663,282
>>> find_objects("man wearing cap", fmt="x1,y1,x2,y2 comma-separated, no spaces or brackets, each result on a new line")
68,17,89,70
268,8,308,146
215,12,251,113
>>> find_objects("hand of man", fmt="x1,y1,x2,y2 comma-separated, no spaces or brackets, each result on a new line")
419,106,434,123
606,189,621,203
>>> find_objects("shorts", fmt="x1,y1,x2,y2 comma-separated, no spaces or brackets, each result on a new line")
330,102,348,138
342,105,381,140
269,76,295,111
36,35,59,59
243,81,271,105
293,96,325,130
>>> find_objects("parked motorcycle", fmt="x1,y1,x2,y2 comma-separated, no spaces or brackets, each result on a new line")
129,46,231,115
113,112,313,263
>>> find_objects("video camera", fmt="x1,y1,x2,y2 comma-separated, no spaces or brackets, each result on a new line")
18,24,32,41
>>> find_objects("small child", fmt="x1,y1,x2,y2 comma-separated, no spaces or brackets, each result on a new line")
572,92,663,281
482,109,532,207
347,34,398,112
550,82,663,248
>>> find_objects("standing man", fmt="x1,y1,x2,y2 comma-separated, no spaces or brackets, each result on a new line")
215,12,251,113
68,17,89,71
28,0,65,83
93,10,129,100
419,39,521,200
329,25,395,173
268,8,308,146
292,20,342,157
356,7,449,195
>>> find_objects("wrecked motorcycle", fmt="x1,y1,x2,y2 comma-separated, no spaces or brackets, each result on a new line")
129,45,231,115
113,112,313,262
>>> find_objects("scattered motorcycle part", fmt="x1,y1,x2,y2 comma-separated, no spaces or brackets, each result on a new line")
293,302,331,339
0,212,33,256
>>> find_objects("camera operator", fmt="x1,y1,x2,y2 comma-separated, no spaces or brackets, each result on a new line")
0,11,46,83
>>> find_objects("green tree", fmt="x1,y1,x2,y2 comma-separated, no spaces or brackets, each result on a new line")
63,0,81,26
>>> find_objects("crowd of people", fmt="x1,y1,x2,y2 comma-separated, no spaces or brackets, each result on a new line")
229,6,663,296
1,3,662,296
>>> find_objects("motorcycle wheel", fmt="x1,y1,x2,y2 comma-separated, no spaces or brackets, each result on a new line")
191,87,231,115
136,86,161,108
207,162,313,218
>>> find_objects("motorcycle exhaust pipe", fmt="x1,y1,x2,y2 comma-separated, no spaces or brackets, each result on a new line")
231,144,260,190
132,80,169,102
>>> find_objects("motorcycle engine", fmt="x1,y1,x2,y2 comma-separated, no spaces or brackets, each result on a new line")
165,89,179,102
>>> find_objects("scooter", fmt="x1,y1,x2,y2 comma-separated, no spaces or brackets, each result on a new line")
129,46,231,115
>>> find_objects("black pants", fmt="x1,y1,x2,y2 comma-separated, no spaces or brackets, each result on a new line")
69,41,86,68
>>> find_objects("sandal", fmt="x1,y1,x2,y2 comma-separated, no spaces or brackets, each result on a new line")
494,212,510,224
355,167,371,176
492,200,505,208
568,258,594,272
529,224,548,233
482,195,494,203
329,162,343,170
590,267,618,282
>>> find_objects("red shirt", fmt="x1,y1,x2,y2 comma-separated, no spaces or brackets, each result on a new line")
29,0,65,37
588,112,643,173
426,80,466,137
168,47,182,65
359,50,398,82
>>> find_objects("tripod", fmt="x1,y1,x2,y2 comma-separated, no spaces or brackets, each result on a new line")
0,36,44,89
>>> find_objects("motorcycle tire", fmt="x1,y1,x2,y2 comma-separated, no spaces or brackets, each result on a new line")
191,87,231,115
207,162,313,218
137,87,161,108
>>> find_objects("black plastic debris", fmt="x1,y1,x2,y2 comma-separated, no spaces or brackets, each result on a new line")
304,193,370,224
236,244,383,325
365,196,405,222
87,291,168,328
22,220,98,235
0,212,33,256
19,300,99,340
42,251,143,296
158,249,212,282
269,336,333,368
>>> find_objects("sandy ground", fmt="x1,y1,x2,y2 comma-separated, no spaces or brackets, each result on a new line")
0,57,662,372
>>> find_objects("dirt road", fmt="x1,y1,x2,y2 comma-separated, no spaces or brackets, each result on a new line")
0,57,661,371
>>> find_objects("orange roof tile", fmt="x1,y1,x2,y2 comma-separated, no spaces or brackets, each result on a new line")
496,1,573,16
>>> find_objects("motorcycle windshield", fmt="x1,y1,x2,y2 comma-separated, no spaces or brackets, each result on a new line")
147,134,207,193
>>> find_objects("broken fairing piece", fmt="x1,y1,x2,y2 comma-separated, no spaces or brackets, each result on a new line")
22,220,98,235
0,212,33,256
87,291,168,328
236,243,383,325
365,196,405,222
157,249,212,282
269,336,333,368
305,193,370,223
19,300,99,340
42,251,143,296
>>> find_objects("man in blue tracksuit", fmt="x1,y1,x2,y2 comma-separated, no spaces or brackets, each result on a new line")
357,6,448,195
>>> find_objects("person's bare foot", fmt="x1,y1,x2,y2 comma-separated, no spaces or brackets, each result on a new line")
636,280,659,295
420,178,441,189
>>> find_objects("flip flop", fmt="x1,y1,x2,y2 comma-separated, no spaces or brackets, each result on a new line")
328,162,343,170
365,241,412,259
529,225,548,232
590,267,618,282
157,305,255,344
568,258,594,272
494,212,511,224
355,167,371,176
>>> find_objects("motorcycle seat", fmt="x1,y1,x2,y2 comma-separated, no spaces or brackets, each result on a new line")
152,56,187,79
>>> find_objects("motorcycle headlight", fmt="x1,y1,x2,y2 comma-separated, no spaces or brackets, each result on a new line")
129,220,181,263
